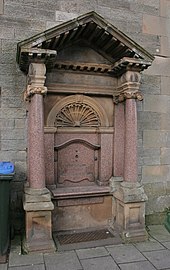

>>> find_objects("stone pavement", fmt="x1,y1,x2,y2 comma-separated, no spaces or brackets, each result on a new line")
1,225,170,270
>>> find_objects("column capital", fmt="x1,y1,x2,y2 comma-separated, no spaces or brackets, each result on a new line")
113,91,143,104
24,63,47,101
114,71,143,104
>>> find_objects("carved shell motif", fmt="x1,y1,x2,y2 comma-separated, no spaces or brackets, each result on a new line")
55,103,101,127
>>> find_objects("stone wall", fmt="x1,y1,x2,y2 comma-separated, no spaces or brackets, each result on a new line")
138,0,170,223
0,0,169,232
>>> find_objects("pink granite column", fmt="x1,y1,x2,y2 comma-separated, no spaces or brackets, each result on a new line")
124,98,138,182
44,128,56,188
28,94,45,189
119,71,143,183
113,102,125,177
25,63,47,189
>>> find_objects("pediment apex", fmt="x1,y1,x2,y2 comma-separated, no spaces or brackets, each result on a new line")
17,11,154,74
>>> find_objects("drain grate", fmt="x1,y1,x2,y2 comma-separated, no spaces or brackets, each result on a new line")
55,229,114,245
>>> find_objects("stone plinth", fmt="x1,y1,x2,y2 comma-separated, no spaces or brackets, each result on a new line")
114,181,148,242
23,187,55,253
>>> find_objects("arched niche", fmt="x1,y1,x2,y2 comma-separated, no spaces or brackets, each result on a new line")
47,94,109,128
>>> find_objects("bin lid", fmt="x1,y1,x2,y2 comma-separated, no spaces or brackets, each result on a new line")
0,162,14,174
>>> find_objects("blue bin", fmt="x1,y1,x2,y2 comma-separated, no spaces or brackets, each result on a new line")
0,162,14,263
0,162,14,175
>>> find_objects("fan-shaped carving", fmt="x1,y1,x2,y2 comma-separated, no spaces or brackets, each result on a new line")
55,103,101,127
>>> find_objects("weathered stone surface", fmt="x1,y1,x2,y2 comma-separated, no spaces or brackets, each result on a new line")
139,148,160,166
9,253,44,267
0,27,14,39
144,182,167,197
1,96,23,108
144,94,170,114
148,225,170,242
0,0,3,15
1,129,24,140
118,261,157,270
80,256,119,270
146,195,170,214
46,20,60,30
1,140,26,151
160,36,170,57
0,118,15,129
142,165,170,183
44,251,82,270
8,265,45,270
1,108,26,118
161,147,170,164
161,76,170,95
5,0,37,6
134,240,165,252
107,244,146,264
144,56,170,76
76,247,109,260
13,161,27,181
138,111,161,130
98,0,130,10
140,74,161,95
135,33,160,55
143,250,170,269
143,130,170,148
161,113,170,130
55,10,78,22
143,14,166,36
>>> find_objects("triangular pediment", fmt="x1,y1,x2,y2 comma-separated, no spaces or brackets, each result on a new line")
17,11,154,74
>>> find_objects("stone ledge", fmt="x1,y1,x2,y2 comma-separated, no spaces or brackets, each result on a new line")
23,200,54,211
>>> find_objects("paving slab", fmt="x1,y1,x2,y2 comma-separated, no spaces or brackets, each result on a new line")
118,261,156,270
80,256,119,270
143,249,170,269
9,253,44,267
0,264,7,270
8,265,45,270
44,251,82,270
106,244,146,264
148,225,170,242
134,240,165,252
76,247,109,259
161,242,170,249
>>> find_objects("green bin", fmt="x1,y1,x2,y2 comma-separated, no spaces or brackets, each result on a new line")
0,162,14,263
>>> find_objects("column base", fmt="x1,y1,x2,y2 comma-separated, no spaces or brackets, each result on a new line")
0,254,7,264
22,235,55,254
23,187,56,253
121,228,148,242
114,181,148,243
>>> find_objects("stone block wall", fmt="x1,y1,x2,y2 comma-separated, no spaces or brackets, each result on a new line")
138,0,170,222
0,0,169,232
